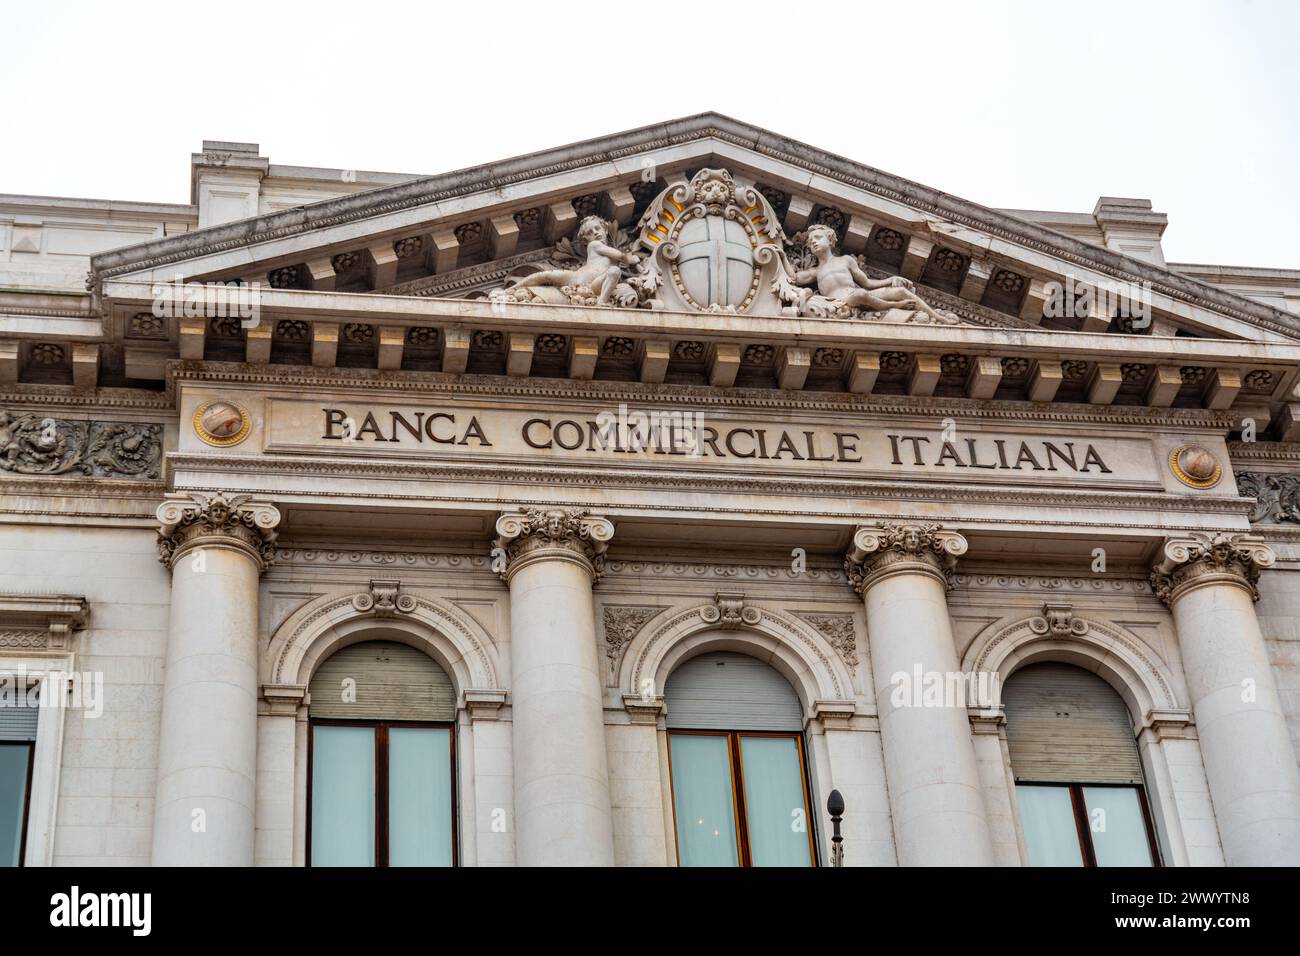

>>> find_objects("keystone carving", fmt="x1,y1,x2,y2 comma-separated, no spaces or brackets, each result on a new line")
352,579,416,618
0,411,162,479
844,523,968,594
492,508,615,582
1150,532,1275,605
701,591,761,628
155,492,282,571
1028,602,1088,636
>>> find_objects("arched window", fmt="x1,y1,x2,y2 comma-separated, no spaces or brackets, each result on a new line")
1004,662,1160,867
664,651,815,867
307,640,457,867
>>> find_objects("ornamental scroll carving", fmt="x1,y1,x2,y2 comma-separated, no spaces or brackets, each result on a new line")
156,492,282,571
1150,532,1275,605
1028,602,1088,637
492,508,615,582
351,579,417,619
1236,471,1300,524
488,167,959,324
798,613,860,668
0,411,162,479
701,591,761,628
844,523,969,594
602,605,662,679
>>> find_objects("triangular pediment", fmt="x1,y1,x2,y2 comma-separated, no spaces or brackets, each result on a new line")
90,113,1300,344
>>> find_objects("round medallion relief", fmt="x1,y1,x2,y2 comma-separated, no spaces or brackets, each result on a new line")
1169,444,1222,489
194,400,251,447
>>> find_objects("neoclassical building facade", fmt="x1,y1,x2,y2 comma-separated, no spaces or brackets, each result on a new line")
2,114,1300,867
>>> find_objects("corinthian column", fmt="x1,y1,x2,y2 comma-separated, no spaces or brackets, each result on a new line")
846,524,994,866
1152,532,1300,865
152,492,280,866
494,508,616,866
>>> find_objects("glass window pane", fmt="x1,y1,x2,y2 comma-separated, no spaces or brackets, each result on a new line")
388,727,454,867
311,725,375,866
670,734,740,866
738,736,812,867
1016,784,1084,866
1083,786,1155,866
0,745,31,867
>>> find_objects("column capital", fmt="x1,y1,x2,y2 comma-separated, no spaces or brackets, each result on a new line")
844,523,968,594
1150,532,1276,606
156,492,281,572
493,508,615,584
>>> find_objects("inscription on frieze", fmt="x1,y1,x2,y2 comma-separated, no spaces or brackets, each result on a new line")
250,398,1169,488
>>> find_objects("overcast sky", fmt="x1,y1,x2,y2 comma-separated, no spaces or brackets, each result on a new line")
2,0,1296,267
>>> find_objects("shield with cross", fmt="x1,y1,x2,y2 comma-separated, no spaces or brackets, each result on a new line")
674,215,757,310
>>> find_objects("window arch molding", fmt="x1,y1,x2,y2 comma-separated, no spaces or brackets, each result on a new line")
619,597,857,719
962,605,1182,722
265,586,503,700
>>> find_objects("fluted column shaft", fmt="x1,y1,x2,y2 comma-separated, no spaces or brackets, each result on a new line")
151,493,280,867
1153,533,1300,865
847,524,994,866
495,509,615,866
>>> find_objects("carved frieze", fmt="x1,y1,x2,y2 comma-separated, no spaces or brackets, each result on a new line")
1236,471,1300,524
0,411,162,479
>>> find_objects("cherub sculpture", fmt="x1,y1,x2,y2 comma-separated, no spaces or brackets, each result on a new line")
505,216,642,306
781,224,957,323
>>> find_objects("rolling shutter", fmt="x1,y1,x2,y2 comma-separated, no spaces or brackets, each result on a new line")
1003,662,1143,785
0,687,39,741
665,651,803,732
309,640,455,721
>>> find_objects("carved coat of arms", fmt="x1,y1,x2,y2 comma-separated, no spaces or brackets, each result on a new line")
490,167,959,324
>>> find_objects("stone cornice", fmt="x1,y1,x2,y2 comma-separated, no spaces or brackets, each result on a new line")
85,113,1300,339
492,508,615,584
1150,532,1276,605
1227,441,1300,465
0,385,175,412
0,593,89,651
155,491,281,572
165,360,1237,430
845,523,968,593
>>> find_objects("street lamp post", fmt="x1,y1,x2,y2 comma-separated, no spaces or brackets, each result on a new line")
826,789,844,867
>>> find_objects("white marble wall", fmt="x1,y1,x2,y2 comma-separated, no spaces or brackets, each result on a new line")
0,524,170,865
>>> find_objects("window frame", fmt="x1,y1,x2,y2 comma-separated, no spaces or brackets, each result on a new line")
666,728,818,867
1,740,36,868
1017,780,1162,867
306,717,458,868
